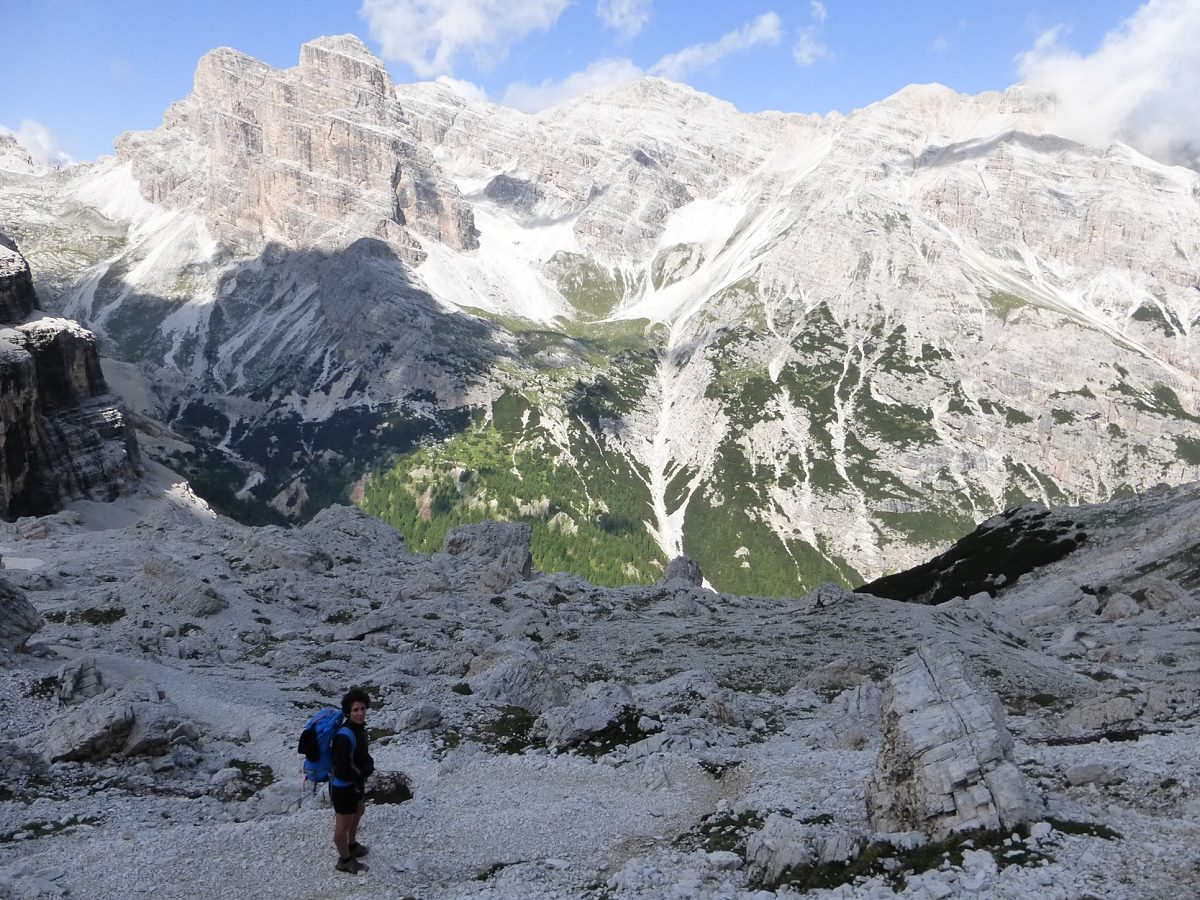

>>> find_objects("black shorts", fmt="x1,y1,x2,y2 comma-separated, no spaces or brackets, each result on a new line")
330,784,364,815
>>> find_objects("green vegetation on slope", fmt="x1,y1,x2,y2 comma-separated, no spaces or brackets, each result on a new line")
359,386,667,587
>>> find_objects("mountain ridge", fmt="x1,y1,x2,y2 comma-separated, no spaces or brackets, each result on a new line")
1,36,1197,593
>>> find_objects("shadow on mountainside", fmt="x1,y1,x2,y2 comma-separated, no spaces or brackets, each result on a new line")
915,131,1088,169
856,505,1088,605
83,236,509,524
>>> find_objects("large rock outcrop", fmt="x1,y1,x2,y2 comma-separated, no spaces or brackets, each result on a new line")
0,318,141,519
0,577,40,652
116,34,477,259
0,240,141,519
0,235,36,322
867,645,1037,839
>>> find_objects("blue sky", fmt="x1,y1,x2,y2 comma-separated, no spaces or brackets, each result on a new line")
2,1,1196,167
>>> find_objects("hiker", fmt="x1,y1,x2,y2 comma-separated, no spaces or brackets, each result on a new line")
331,687,374,874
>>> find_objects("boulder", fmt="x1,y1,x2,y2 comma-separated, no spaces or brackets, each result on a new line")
466,641,566,714
1061,694,1140,733
442,522,533,595
398,701,442,731
1066,763,1124,787
867,645,1037,840
0,576,40,651
656,555,703,586
235,781,301,821
55,655,108,703
534,681,635,748
745,814,814,886
42,679,195,762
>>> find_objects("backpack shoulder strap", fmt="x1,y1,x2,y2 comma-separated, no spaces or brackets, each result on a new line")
336,725,357,753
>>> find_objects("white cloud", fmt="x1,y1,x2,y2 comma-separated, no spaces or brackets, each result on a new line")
793,27,830,66
931,35,950,54
0,119,73,167
360,0,570,77
435,75,490,104
649,12,781,82
597,0,651,38
498,12,782,113
792,2,830,68
503,58,644,112
1017,0,1200,168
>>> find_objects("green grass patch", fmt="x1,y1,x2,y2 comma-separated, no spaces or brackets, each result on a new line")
985,291,1028,322
545,252,629,319
1175,436,1200,465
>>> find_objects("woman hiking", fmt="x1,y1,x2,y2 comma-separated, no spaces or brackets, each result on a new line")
331,687,374,873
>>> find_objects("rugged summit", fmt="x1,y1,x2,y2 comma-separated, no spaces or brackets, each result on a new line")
117,34,476,259
1,39,1198,593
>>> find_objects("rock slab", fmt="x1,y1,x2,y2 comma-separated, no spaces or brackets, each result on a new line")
867,645,1036,839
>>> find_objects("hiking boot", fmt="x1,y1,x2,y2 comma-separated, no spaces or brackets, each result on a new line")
350,842,369,858
336,857,368,874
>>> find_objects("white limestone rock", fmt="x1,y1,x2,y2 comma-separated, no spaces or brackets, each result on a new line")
41,679,194,762
867,645,1037,839
442,522,533,595
466,641,567,714
0,577,40,652
534,681,635,749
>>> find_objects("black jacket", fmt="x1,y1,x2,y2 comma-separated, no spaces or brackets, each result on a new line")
331,720,373,788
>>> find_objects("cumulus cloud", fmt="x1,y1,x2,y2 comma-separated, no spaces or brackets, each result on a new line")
793,28,830,66
0,119,73,167
1017,0,1200,168
597,0,651,38
792,2,830,67
360,0,569,77
436,75,490,104
650,12,781,81
503,58,643,112
500,12,782,113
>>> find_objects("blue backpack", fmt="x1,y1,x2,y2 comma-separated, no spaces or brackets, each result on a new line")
297,708,356,784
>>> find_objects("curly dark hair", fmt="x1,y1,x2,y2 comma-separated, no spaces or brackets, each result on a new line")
341,686,371,715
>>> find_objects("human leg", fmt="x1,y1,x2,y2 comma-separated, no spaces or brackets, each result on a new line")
348,799,367,856
331,786,368,872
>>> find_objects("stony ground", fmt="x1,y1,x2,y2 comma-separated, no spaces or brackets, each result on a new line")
1,468,1199,898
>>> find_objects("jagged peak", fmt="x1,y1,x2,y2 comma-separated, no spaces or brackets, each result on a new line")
551,76,740,118
300,33,385,69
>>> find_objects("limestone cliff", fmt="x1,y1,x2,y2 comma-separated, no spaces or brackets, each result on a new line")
0,236,36,323
115,34,477,260
0,240,140,519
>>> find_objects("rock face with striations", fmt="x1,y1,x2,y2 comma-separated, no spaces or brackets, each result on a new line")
0,240,141,519
867,645,1036,839
115,34,477,260
0,236,36,322
0,577,41,653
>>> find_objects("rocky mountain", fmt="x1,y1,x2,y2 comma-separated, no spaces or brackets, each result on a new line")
0,464,1197,897
0,238,141,519
1,35,1198,594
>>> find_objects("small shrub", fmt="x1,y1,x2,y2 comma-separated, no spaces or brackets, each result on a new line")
479,706,543,754
1045,818,1121,840
228,759,275,790
76,607,126,626
27,676,60,700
